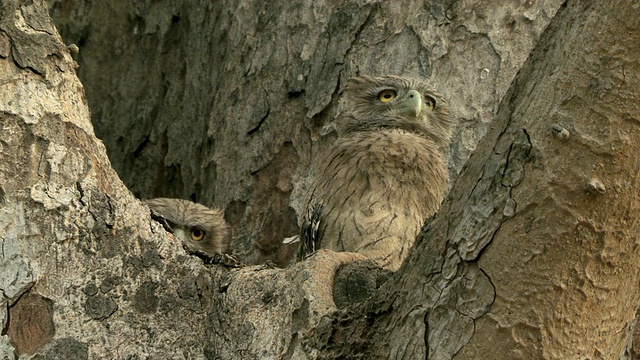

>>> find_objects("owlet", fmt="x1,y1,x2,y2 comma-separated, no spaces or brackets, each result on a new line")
294,75,454,271
144,198,231,256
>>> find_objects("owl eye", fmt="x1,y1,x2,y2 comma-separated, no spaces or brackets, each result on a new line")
378,90,396,103
190,228,206,241
425,96,436,110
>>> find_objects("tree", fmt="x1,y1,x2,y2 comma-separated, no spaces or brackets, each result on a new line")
1,0,638,358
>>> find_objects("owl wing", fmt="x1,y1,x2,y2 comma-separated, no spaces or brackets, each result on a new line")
298,202,324,260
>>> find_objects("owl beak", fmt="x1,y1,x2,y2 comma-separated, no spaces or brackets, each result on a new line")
401,90,422,117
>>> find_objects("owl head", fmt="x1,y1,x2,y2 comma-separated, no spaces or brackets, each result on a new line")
144,198,231,255
336,75,454,149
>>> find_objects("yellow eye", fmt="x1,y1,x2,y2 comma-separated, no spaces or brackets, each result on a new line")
190,228,205,241
425,96,436,110
378,90,396,103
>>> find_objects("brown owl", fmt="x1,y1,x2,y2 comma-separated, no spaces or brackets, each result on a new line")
144,198,231,256
295,75,454,271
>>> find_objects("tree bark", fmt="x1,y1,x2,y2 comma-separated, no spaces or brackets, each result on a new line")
47,0,564,266
1,0,639,359
307,2,640,359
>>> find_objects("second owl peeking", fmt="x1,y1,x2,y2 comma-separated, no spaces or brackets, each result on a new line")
146,75,453,272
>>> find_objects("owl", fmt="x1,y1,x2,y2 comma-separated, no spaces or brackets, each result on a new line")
144,198,231,256
295,75,454,271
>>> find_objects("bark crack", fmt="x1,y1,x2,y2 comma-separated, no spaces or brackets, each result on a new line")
450,307,475,359
467,128,531,263
349,3,377,52
76,182,86,206
423,309,430,360
133,132,151,157
467,165,486,203
478,267,496,307
37,145,47,177
247,89,270,135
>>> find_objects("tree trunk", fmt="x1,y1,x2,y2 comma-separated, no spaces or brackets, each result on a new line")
47,0,564,267
309,2,640,358
1,0,638,359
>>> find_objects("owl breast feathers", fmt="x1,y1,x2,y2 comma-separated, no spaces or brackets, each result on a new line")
299,75,454,271
144,198,231,256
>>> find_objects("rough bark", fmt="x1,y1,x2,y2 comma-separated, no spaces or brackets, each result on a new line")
459,3,640,357
47,0,563,266
306,2,640,359
2,0,639,359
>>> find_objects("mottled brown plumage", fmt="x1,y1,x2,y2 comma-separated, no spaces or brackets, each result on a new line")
144,198,231,255
299,75,454,270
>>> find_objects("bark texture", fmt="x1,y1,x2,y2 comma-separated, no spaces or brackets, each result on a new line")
2,0,639,359
304,2,640,359
47,0,563,266
461,3,640,357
